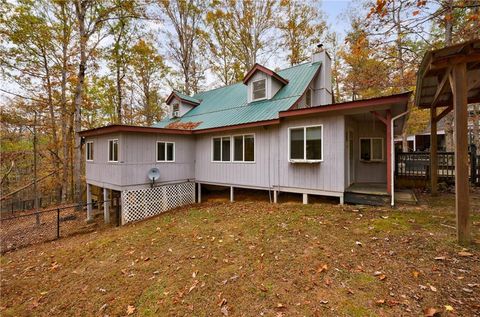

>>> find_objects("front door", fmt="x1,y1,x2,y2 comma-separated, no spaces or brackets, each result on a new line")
348,130,355,186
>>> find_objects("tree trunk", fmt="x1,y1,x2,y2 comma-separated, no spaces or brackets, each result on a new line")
42,52,61,202
444,0,455,151
60,2,70,203
73,2,87,207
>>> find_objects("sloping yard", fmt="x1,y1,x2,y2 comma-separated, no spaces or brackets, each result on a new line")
1,192,479,316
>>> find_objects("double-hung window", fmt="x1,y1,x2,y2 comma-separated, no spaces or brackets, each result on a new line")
157,141,175,162
233,134,255,162
86,141,94,161
213,137,231,162
252,79,266,101
289,125,323,162
108,139,118,162
360,138,384,162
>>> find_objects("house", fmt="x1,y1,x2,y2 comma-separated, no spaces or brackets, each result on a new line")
79,50,411,224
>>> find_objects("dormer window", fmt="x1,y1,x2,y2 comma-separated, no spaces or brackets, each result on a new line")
172,103,179,118
252,79,266,101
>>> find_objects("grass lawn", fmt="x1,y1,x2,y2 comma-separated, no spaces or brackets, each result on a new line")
1,191,479,316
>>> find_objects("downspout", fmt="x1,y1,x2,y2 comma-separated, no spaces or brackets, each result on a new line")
391,110,410,206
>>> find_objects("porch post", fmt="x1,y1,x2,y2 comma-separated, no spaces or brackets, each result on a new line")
230,186,234,202
273,190,278,203
197,183,201,203
430,106,438,195
451,62,470,245
302,193,308,204
103,187,110,224
386,110,392,195
86,183,93,222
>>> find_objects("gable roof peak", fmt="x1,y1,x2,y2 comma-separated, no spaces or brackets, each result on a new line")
242,63,289,86
166,90,201,106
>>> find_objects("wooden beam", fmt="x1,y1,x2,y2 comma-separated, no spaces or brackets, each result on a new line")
431,53,480,71
371,111,388,125
450,62,471,245
435,105,453,123
430,107,438,195
431,67,452,106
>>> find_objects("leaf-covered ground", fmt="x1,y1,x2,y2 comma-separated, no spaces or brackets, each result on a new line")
1,190,479,316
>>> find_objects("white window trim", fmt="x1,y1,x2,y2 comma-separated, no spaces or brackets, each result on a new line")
211,136,232,163
251,78,267,102
108,139,119,163
86,141,93,162
359,137,384,162
288,124,324,163
232,133,256,163
156,141,175,162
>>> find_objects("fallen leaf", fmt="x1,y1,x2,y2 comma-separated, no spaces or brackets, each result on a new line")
220,305,228,316
378,274,387,281
458,251,473,257
376,299,385,305
355,241,363,247
317,264,328,273
424,307,438,317
412,271,420,278
444,305,454,312
429,285,437,292
434,256,446,261
126,305,135,315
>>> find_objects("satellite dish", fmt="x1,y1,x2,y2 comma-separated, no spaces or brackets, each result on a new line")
147,168,160,187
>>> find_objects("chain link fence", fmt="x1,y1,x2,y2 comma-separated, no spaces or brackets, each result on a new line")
0,199,119,253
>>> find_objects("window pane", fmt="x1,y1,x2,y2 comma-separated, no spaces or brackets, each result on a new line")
167,143,174,161
157,142,165,161
372,139,383,160
213,138,221,161
234,136,243,161
252,79,266,100
109,141,113,161
290,128,304,159
306,126,322,160
222,137,230,161
90,143,94,160
244,135,255,162
360,139,371,161
113,141,118,161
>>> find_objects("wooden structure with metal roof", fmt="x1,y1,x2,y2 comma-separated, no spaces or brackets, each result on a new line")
415,39,480,245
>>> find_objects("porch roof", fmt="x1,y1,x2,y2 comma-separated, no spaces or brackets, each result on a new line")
415,39,480,109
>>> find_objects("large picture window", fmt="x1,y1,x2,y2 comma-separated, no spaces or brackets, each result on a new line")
157,141,175,162
108,139,118,162
86,141,94,161
252,79,266,101
289,125,323,162
360,138,384,162
213,136,231,162
233,134,255,162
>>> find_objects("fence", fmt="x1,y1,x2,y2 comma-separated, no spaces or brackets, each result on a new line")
122,182,195,224
1,193,62,215
396,148,479,185
0,200,117,253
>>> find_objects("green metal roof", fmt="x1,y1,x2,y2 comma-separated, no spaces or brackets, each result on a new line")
154,61,321,130
173,90,201,104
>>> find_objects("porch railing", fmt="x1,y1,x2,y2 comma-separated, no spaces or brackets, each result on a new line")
395,147,479,185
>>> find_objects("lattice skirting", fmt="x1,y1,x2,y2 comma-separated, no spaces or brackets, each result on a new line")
121,182,195,224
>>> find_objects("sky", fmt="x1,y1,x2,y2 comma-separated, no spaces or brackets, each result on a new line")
0,0,357,103
322,0,354,38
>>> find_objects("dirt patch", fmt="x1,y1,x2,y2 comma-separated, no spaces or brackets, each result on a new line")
0,192,479,316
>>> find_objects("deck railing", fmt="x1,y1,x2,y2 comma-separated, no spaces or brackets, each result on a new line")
395,147,479,185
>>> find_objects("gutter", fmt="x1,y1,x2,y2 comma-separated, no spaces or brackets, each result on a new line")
390,110,410,207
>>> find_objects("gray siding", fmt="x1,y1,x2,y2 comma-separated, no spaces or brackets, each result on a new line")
195,115,346,194
86,133,195,189
278,115,345,193
345,118,387,183
195,127,277,188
